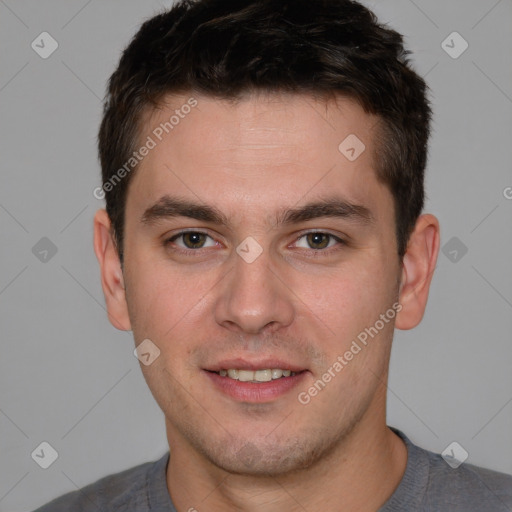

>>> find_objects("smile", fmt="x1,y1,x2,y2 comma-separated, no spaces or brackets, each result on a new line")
214,368,297,382
205,367,308,403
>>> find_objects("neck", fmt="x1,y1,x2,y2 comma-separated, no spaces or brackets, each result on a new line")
165,410,407,511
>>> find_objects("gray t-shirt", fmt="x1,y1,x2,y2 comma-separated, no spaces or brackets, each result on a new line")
33,429,512,511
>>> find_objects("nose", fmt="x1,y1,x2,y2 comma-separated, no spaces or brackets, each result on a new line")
213,246,295,335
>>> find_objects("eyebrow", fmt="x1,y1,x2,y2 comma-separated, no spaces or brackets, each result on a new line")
141,196,229,226
140,195,375,227
277,198,374,226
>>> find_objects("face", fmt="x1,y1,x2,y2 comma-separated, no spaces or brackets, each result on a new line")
117,92,404,475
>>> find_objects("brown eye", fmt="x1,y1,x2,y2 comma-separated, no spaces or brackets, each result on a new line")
306,232,330,249
166,231,216,250
181,232,207,249
293,232,345,252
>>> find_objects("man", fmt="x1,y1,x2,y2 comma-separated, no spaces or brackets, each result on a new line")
34,0,512,510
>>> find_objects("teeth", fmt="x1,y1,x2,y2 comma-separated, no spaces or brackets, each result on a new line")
238,370,254,382
271,369,283,379
217,368,296,381
254,369,272,382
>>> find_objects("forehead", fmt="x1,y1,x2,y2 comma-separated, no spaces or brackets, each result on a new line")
127,92,392,226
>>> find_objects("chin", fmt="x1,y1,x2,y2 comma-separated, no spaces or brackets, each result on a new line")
198,435,335,477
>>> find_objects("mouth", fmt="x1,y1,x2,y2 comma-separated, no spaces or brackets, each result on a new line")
210,368,299,382
203,360,309,402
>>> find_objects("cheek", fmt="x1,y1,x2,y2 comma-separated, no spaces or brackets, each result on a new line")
300,263,388,342
124,257,216,346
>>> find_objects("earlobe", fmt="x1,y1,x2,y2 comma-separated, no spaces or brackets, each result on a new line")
93,209,132,331
395,214,440,331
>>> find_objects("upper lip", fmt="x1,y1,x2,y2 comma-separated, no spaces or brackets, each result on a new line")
205,358,307,373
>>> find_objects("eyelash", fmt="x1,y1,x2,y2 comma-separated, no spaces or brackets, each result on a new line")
163,229,346,257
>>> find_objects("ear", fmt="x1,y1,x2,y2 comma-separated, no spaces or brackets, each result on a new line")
93,209,131,331
395,213,440,330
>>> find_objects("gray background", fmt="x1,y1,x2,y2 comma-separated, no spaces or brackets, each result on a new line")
1,0,511,510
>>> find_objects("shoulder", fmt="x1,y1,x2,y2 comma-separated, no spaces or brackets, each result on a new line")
390,429,512,511
32,453,169,512
423,449,512,509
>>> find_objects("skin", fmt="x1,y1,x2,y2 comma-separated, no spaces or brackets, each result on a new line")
94,92,440,511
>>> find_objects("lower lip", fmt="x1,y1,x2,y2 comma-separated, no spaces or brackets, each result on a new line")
204,370,308,403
